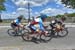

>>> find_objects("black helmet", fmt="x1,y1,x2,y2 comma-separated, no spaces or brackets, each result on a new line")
18,15,23,20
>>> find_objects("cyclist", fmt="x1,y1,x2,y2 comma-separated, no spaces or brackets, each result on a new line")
28,14,48,42
50,17,63,28
50,17,63,36
29,14,48,34
11,15,24,34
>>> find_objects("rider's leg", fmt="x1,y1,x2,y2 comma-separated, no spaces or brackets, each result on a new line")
30,26,40,41
51,27,55,36
11,23,18,34
14,26,18,34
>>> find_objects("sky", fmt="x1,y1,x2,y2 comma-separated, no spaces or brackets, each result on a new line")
1,0,75,19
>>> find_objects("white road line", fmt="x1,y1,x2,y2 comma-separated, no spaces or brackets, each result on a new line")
0,26,10,28
65,25,75,27
0,25,75,28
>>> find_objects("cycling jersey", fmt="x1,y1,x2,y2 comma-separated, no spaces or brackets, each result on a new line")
11,18,21,28
14,19,21,25
50,20,62,29
29,18,45,31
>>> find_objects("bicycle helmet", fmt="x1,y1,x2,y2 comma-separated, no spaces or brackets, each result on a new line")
51,20,55,23
40,13,48,19
18,15,23,20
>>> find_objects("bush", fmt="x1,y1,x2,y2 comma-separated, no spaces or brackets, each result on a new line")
0,19,2,22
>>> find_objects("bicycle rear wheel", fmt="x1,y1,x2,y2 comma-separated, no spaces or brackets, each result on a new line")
7,29,16,36
21,29,30,41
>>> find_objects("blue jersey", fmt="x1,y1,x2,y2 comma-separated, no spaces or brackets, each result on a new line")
14,19,21,25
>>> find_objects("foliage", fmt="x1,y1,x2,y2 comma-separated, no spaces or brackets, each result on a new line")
55,13,75,18
61,0,75,9
55,14,64,18
67,13,75,17
0,0,6,12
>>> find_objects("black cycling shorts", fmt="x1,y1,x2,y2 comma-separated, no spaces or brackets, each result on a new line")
11,23,18,28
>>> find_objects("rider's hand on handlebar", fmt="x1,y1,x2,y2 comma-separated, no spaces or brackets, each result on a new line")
44,26,48,28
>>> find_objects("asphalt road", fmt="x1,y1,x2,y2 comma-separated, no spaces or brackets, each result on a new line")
0,27,75,50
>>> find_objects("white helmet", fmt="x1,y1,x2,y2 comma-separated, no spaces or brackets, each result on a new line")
51,20,55,23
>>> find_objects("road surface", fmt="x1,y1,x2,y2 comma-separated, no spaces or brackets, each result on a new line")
0,27,75,50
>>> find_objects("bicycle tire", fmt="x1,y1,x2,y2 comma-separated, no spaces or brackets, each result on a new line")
21,29,30,41
7,29,16,36
40,29,53,42
57,28,68,37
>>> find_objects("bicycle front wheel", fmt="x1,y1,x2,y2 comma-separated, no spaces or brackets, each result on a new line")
40,29,53,42
58,28,68,37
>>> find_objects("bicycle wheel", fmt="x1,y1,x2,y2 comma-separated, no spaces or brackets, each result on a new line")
40,29,53,42
7,29,16,36
21,29,30,41
57,28,68,37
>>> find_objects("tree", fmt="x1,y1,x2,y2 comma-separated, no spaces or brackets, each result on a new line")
55,14,63,18
67,13,75,17
0,0,6,12
61,0,75,9
0,0,6,22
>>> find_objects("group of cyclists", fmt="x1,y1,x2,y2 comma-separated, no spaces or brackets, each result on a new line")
11,13,65,43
